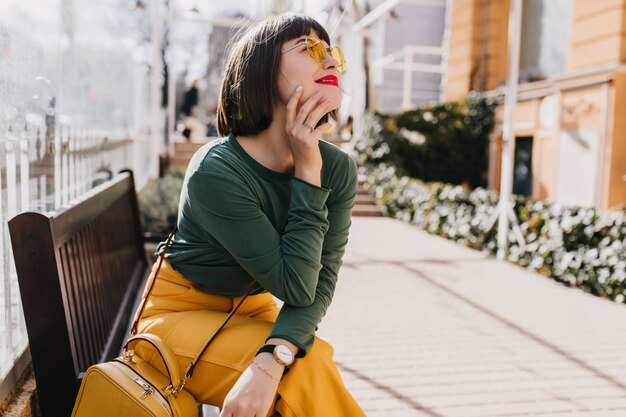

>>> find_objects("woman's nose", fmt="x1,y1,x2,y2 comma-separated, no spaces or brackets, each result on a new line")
323,52,339,71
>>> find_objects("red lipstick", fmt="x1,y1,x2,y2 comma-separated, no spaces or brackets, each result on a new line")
315,75,339,87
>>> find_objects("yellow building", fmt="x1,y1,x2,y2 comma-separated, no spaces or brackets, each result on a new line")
446,0,626,209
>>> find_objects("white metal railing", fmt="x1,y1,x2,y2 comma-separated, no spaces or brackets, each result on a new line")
0,124,153,397
372,44,444,109
0,0,159,404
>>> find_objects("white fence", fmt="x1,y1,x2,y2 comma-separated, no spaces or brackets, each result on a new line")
0,126,153,400
0,0,158,403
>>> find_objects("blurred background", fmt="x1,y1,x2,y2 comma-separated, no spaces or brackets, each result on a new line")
2,0,626,415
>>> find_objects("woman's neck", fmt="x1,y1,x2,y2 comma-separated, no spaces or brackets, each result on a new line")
235,107,295,174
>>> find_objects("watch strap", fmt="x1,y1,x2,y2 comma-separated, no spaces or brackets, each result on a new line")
256,344,276,357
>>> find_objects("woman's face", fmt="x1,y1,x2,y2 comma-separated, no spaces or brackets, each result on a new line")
277,30,342,113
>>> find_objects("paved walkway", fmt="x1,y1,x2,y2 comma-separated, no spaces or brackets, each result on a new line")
317,217,626,417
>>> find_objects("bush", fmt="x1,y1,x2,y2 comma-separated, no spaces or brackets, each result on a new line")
354,92,497,188
138,168,185,240
363,163,626,302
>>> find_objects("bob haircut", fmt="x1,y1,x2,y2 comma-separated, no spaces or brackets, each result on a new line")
216,13,338,137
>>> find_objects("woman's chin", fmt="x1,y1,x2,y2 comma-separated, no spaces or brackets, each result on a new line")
315,82,341,98
325,91,341,110
297,85,341,111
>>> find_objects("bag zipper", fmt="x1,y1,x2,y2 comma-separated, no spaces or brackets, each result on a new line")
112,359,175,417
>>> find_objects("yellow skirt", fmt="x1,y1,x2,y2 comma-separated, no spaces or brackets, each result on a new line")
132,260,366,417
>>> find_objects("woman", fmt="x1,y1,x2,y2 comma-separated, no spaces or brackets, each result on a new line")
134,12,365,417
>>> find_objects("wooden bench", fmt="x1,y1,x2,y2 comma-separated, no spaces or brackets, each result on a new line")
8,170,149,417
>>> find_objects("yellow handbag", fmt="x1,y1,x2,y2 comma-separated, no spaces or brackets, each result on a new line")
71,230,255,417
71,333,198,417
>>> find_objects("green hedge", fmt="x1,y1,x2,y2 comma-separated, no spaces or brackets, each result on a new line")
363,163,626,302
354,92,496,188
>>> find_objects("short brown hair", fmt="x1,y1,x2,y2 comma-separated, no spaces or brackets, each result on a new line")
216,13,337,137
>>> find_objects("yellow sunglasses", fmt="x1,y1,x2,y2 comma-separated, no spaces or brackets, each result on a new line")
282,36,346,73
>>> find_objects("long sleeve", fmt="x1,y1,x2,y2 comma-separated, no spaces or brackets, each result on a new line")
267,155,358,356
165,137,359,356
186,169,331,307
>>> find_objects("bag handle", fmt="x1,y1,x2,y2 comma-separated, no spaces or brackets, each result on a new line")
130,227,256,395
121,333,182,389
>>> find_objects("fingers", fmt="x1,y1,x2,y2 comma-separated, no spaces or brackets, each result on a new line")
302,97,332,131
286,85,331,131
285,85,303,125
294,91,326,128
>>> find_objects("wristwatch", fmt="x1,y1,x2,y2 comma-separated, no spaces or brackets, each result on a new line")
256,344,295,366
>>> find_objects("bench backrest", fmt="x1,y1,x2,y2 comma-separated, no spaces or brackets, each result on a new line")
8,170,148,417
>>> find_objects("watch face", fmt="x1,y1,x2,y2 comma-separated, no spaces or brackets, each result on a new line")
274,345,294,365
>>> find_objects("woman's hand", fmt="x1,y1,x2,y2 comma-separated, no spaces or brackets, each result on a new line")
285,85,334,187
219,353,284,417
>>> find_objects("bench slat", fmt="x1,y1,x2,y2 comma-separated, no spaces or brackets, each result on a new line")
76,229,107,359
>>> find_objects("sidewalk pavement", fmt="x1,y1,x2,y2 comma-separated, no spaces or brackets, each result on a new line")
317,217,626,417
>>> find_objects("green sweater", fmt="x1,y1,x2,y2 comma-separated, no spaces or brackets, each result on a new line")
160,133,358,356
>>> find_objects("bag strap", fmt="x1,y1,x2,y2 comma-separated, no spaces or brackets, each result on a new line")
130,228,177,336
171,282,255,396
130,227,256,394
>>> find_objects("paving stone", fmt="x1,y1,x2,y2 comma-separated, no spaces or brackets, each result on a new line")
317,217,626,417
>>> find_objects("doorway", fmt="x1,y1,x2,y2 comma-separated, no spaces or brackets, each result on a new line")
513,137,533,197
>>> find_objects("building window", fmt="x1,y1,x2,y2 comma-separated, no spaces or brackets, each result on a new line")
520,0,572,82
